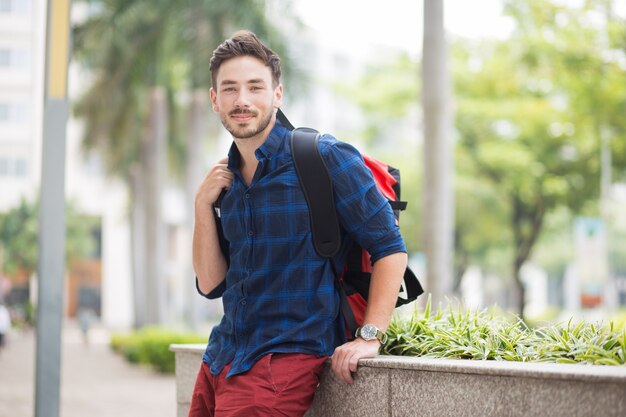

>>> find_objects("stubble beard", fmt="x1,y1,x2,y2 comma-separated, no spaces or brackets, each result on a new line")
221,108,274,140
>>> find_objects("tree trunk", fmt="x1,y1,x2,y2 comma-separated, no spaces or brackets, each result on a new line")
511,258,526,322
422,0,455,306
130,166,147,328
510,196,546,320
141,87,168,325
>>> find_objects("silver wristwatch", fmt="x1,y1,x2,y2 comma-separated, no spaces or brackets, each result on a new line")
355,323,388,345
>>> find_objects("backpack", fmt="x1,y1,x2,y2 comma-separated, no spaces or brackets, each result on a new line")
278,110,424,339
212,110,424,339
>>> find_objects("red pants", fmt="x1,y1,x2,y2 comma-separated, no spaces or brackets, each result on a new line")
188,353,328,417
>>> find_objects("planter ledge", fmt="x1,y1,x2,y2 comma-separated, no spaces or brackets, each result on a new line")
170,344,626,417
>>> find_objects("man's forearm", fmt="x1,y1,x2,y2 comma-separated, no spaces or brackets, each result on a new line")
193,204,228,294
361,251,408,331
330,251,408,384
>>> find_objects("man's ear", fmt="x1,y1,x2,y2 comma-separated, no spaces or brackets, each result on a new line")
210,87,219,112
273,84,283,109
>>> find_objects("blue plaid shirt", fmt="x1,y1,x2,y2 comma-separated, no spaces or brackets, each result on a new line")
199,120,406,377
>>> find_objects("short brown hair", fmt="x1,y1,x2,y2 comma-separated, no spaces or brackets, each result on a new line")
210,30,281,89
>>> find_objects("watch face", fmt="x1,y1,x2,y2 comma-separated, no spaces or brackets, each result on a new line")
361,324,377,340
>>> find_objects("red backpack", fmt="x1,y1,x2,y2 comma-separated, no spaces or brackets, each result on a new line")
282,110,423,338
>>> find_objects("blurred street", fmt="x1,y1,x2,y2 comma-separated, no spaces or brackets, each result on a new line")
0,322,176,417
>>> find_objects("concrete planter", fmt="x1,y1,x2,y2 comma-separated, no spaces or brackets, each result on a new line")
170,344,626,417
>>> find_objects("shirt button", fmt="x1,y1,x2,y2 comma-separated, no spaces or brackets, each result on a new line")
245,193,250,199
241,300,246,305
248,231,254,236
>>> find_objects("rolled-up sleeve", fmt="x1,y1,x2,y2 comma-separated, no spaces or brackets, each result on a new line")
318,136,407,264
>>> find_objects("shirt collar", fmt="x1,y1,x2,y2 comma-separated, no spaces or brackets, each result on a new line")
255,119,290,161
226,118,291,170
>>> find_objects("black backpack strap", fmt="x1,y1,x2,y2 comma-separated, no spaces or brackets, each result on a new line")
291,128,342,258
389,201,408,211
290,123,356,337
396,267,424,307
329,261,358,340
212,189,230,266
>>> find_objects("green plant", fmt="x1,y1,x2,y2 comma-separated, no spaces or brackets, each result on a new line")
110,327,206,373
382,296,626,366
610,310,626,331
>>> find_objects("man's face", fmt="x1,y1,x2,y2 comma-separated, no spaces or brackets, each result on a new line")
210,56,283,141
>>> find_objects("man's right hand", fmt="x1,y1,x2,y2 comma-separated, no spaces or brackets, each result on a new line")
195,157,234,209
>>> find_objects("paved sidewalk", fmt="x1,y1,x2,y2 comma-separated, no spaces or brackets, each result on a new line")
0,322,177,417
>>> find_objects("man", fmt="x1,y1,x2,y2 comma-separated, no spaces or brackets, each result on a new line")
190,30,407,417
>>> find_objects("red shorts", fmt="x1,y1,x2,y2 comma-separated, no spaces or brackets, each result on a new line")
188,353,328,417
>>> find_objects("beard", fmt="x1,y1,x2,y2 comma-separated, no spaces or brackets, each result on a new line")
221,107,274,140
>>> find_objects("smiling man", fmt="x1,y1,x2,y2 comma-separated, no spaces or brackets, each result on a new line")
189,31,407,417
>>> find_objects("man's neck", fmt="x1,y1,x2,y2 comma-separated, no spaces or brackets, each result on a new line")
232,119,276,186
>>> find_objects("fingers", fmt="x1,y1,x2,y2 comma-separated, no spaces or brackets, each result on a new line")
208,163,234,188
331,339,380,384
331,345,355,384
195,158,234,207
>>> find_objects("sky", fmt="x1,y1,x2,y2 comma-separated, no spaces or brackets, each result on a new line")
293,0,515,55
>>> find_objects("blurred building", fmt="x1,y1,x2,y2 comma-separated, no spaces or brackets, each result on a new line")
0,0,43,211
0,0,45,309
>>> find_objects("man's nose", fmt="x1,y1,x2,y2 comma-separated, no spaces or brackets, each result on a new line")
234,89,252,107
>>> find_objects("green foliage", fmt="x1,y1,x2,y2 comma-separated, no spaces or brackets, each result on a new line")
110,327,206,373
383,296,626,365
0,199,38,275
611,310,626,331
7,301,37,328
450,0,626,298
0,198,97,276
334,53,419,122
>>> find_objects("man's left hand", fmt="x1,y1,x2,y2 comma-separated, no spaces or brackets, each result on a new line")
330,338,381,384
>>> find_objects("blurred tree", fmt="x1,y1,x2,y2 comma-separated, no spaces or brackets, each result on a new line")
72,0,297,326
453,0,626,318
336,0,625,318
0,199,96,277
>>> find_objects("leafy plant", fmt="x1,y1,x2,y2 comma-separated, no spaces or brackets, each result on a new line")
111,326,206,373
383,296,626,366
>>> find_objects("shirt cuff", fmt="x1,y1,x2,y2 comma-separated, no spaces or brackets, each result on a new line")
196,277,225,299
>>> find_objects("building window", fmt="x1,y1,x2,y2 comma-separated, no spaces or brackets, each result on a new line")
0,158,28,177
0,103,8,121
14,158,27,177
12,49,29,69
0,49,30,69
0,102,29,123
0,158,9,176
0,49,9,67
0,0,11,13
12,103,28,122
0,0,30,14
